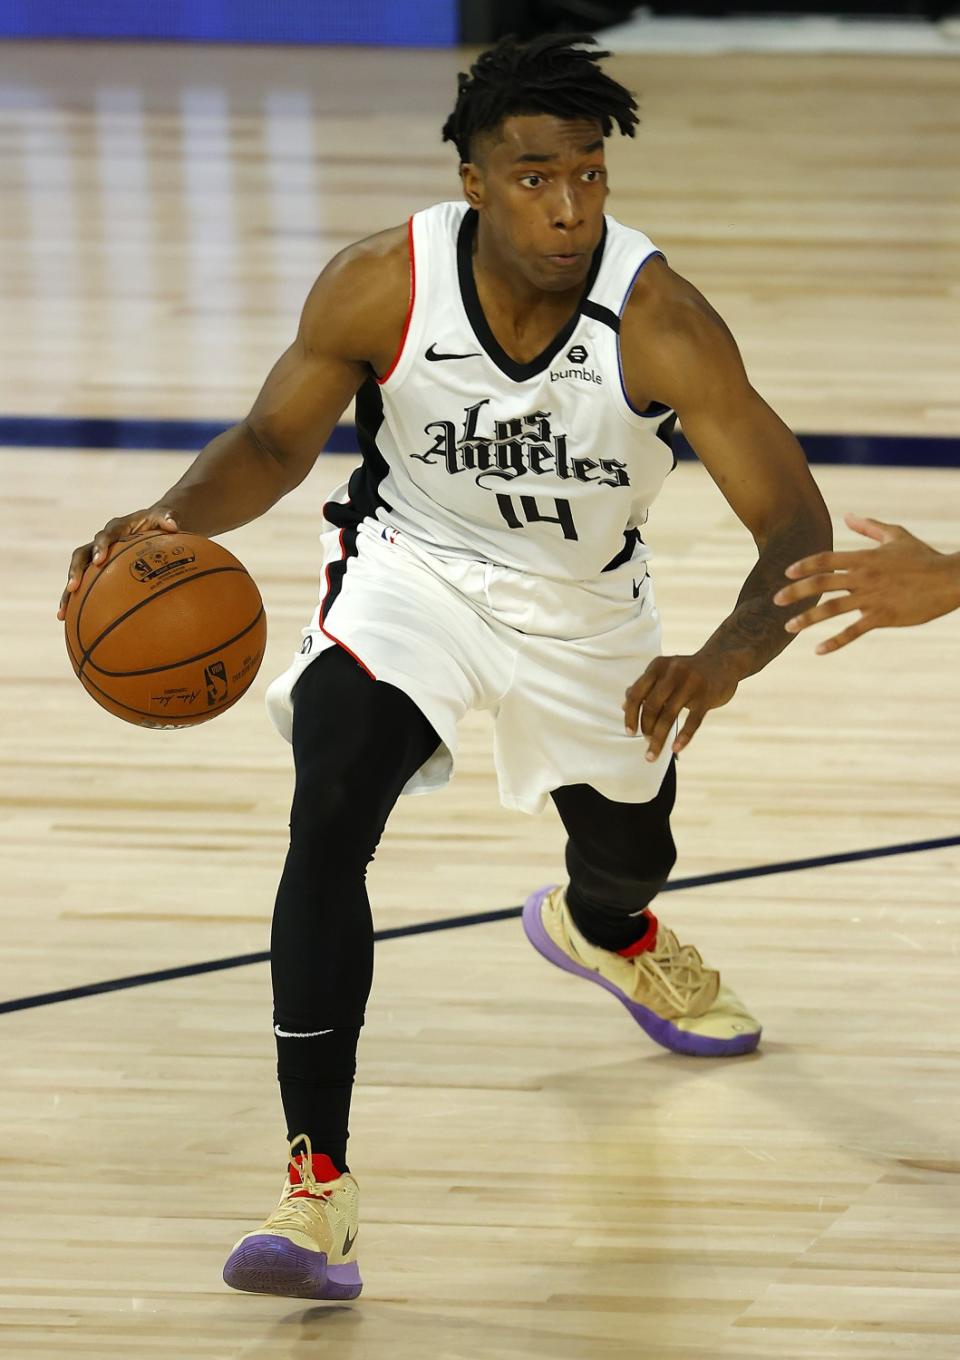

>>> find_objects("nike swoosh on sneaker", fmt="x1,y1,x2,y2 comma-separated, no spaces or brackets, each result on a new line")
342,1226,358,1255
425,343,481,362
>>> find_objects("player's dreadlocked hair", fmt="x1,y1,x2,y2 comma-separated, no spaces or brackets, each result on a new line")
441,33,639,164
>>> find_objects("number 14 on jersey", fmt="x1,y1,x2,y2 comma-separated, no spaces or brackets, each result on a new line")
495,493,578,541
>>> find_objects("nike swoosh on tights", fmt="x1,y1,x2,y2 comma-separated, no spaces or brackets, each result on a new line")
425,343,481,362
273,1025,333,1039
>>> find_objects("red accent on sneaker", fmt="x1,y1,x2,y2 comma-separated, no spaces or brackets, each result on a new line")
617,912,659,958
289,1152,342,1195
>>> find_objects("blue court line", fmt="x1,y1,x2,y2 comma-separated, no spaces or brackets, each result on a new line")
1,416,959,467
0,416,359,455
1,832,957,1017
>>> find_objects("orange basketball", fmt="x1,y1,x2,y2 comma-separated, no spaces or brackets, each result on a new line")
63,532,267,728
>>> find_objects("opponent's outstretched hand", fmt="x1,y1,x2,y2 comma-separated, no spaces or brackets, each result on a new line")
773,513,960,655
624,652,739,761
57,506,180,620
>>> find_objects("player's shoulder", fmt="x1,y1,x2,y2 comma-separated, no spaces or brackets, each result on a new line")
300,224,411,363
329,223,410,280
324,201,462,288
619,256,740,401
315,224,410,309
618,251,745,409
622,256,730,348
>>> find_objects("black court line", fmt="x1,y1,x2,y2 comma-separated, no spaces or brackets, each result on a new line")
2,833,957,1018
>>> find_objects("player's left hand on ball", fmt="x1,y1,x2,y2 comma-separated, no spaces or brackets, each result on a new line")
623,652,739,762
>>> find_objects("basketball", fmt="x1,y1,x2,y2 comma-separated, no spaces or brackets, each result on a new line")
63,532,267,728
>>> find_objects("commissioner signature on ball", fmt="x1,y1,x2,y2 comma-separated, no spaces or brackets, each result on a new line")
152,690,201,707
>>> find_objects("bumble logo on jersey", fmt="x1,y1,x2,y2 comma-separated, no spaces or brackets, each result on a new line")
413,399,629,490
550,342,603,386
550,366,602,386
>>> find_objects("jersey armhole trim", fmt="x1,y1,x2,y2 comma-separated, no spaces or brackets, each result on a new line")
616,250,667,418
376,216,416,387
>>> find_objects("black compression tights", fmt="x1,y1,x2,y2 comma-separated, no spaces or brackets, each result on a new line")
551,759,677,952
271,647,440,1172
270,645,677,1172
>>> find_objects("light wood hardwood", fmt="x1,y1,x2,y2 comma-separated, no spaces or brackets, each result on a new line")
2,39,960,1360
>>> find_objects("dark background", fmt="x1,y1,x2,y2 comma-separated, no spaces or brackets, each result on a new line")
461,2,960,41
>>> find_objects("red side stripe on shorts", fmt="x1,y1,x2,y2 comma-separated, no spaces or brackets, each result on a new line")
318,524,377,681
376,215,416,386
320,527,347,619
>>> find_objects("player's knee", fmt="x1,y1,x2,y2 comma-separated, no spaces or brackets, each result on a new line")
601,861,675,913
572,836,677,913
290,770,352,831
638,834,677,888
288,772,382,871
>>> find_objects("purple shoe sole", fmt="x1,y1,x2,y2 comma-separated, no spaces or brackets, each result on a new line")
223,1235,362,1301
522,886,760,1058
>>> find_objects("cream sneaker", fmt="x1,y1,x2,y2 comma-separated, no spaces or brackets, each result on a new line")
523,885,761,1057
222,1134,362,1300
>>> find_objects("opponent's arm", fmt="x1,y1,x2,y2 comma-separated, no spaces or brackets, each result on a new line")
774,512,960,653
58,228,410,618
619,261,832,759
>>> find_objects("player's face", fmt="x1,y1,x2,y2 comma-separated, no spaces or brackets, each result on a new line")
462,115,609,293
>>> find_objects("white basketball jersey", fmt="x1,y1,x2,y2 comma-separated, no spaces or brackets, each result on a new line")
325,201,676,582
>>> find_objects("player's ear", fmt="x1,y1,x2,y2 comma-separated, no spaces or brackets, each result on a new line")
460,161,484,209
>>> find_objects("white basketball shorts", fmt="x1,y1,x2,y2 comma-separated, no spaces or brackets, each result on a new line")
264,513,675,815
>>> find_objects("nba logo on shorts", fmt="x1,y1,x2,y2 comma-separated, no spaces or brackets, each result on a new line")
204,660,228,706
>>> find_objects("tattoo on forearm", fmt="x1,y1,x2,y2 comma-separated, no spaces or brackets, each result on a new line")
709,511,830,674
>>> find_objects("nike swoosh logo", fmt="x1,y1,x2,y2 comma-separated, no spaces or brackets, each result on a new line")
342,1226,358,1255
632,569,650,599
425,343,481,362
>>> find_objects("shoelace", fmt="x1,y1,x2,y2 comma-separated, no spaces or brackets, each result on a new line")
558,890,713,1016
264,1133,335,1233
632,925,713,1015
288,1133,321,1195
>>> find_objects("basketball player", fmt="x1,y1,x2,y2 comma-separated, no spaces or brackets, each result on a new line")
774,512,960,652
58,36,832,1300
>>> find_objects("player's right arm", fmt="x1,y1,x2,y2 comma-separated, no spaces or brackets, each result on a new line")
58,226,410,619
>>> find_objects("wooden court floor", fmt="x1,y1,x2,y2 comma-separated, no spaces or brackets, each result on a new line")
2,39,960,1360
